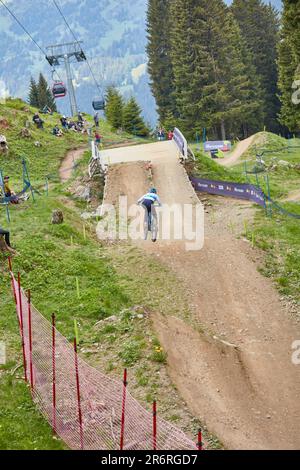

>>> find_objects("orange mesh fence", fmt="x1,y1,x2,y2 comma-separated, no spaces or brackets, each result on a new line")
10,272,198,451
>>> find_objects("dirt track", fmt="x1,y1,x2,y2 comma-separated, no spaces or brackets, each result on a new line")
60,147,86,182
219,136,255,167
102,141,300,449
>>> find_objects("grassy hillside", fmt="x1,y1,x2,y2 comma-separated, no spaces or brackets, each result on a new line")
0,98,149,187
0,99,87,186
0,100,216,450
234,132,300,199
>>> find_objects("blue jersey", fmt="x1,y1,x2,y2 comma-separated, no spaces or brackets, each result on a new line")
138,193,161,205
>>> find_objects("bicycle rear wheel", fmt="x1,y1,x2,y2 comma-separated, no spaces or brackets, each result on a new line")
143,210,151,240
151,212,158,241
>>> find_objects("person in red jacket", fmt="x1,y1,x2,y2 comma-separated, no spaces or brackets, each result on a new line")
168,130,174,140
95,132,102,146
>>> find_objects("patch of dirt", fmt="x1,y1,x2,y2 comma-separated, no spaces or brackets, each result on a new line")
59,146,87,183
66,172,105,210
0,117,10,130
283,189,300,203
100,141,300,450
197,193,256,237
104,161,152,207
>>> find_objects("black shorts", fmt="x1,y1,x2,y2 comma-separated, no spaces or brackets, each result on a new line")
142,199,153,214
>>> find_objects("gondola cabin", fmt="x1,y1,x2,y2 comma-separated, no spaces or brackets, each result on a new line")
92,99,105,111
52,82,67,99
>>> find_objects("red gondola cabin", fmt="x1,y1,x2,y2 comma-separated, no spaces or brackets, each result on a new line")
52,82,67,99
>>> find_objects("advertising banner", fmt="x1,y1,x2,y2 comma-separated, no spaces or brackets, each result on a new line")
204,141,232,152
190,177,266,207
173,127,188,159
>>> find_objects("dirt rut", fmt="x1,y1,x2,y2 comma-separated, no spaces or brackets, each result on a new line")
60,147,87,182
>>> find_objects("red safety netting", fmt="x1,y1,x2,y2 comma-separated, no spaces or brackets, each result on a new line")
10,273,198,451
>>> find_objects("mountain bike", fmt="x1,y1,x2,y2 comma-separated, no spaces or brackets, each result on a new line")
140,203,159,242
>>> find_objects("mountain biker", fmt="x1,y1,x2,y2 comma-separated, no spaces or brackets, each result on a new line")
138,188,161,212
138,188,162,242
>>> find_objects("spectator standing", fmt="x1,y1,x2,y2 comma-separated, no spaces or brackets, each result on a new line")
94,113,100,128
95,132,102,146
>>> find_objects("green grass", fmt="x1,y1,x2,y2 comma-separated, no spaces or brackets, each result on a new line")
247,205,300,302
191,131,300,306
192,148,247,184
0,375,65,450
0,196,132,449
233,132,300,200
0,194,211,449
0,98,153,189
0,99,219,450
0,98,88,187
0,98,134,450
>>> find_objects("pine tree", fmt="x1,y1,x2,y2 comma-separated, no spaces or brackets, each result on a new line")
37,73,57,112
231,0,281,133
278,0,300,132
123,97,149,136
163,109,177,131
238,37,265,137
169,0,263,139
146,0,177,123
29,77,39,108
168,0,200,134
105,86,124,129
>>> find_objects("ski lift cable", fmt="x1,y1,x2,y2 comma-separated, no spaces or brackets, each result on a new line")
0,0,63,82
0,0,46,55
52,0,80,45
52,0,103,95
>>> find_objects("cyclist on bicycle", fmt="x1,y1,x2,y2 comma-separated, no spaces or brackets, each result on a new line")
138,188,161,214
138,188,162,242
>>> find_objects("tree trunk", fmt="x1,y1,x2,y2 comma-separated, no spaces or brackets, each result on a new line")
220,120,226,140
242,123,248,139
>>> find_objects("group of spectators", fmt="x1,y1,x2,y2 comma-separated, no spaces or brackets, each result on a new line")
156,128,174,141
54,112,87,137
32,111,88,137
59,112,87,134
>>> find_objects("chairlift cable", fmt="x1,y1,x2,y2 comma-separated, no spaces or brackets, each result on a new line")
52,0,80,45
52,0,103,95
0,0,63,82
0,0,46,56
